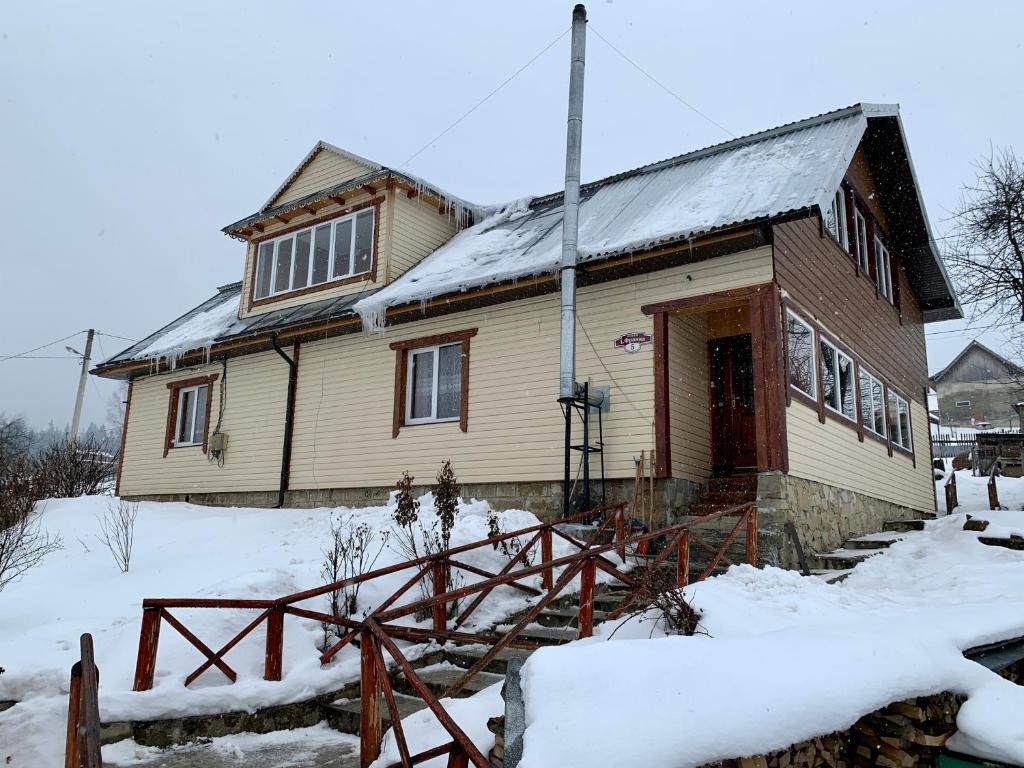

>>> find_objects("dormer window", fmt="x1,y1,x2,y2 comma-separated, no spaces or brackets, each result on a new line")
253,208,375,300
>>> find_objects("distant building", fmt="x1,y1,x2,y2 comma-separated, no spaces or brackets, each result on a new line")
930,341,1024,429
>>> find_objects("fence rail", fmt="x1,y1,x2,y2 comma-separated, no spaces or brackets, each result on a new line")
65,634,101,768
133,501,758,768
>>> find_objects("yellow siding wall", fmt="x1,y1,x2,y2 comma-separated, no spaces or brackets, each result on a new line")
273,151,374,206
389,193,460,280
239,190,387,319
119,353,288,495
786,398,934,511
667,314,712,483
289,248,773,489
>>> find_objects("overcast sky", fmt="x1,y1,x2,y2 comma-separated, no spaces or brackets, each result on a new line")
1,1,1022,429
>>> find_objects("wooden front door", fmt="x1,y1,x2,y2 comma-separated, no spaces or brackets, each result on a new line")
709,334,757,474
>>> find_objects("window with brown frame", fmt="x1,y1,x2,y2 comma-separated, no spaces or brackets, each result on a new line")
390,329,477,438
164,374,218,456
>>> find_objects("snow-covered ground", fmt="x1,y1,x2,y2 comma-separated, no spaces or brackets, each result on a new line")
4,477,1024,767
0,494,563,766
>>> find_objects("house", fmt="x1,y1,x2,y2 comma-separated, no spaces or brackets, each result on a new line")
92,103,960,564
930,341,1024,429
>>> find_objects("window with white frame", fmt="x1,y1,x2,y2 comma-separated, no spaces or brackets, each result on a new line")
858,368,885,437
853,208,870,273
253,208,375,300
174,384,209,447
406,342,463,424
887,390,912,451
819,338,856,420
874,235,893,302
824,189,849,252
786,310,816,398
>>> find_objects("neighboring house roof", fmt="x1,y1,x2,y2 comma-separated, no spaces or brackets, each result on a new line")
930,340,1024,384
97,103,961,375
353,103,960,329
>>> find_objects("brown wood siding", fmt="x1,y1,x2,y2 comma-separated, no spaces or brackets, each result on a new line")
773,216,927,405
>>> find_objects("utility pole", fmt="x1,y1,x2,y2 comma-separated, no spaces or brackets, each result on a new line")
69,329,95,442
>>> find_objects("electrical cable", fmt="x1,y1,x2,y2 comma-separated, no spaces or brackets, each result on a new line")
0,330,85,362
399,27,570,169
97,331,138,343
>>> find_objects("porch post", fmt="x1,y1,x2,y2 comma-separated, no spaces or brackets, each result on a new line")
749,287,788,473
652,311,672,478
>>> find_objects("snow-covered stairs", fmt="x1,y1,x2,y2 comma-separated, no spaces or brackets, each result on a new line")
812,518,929,581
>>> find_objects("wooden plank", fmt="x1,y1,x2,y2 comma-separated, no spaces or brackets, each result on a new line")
264,608,284,682
133,607,162,691
360,633,383,768
578,559,597,639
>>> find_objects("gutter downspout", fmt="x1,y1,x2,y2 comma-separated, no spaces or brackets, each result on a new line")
271,334,299,509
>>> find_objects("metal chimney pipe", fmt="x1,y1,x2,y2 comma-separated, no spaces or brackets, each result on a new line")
558,3,587,403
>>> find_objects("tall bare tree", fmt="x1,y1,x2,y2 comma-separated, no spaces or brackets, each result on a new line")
946,148,1024,325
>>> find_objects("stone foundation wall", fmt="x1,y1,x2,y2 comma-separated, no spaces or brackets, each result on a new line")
756,472,929,569
126,477,706,523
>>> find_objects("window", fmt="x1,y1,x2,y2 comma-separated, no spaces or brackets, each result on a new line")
874,235,893,302
163,374,218,456
955,399,971,408
253,208,375,300
787,311,816,398
887,390,913,451
391,329,477,436
859,369,885,437
853,208,870,274
824,189,849,252
407,343,462,424
175,385,209,446
819,338,856,420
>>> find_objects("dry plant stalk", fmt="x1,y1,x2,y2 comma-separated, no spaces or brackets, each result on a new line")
96,499,139,573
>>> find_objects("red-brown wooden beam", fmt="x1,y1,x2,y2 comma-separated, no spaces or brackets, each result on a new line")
652,311,672,478
360,633,383,768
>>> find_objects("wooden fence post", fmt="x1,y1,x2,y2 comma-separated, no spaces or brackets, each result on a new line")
676,530,690,587
988,473,1000,510
264,607,284,682
745,505,758,565
78,634,101,768
541,529,553,591
359,632,382,768
447,744,470,768
578,558,597,639
133,607,162,691
65,662,82,768
615,507,625,560
432,560,447,633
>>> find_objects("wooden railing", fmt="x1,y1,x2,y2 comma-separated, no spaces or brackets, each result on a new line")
945,471,958,514
132,502,758,768
988,463,1000,510
65,633,101,768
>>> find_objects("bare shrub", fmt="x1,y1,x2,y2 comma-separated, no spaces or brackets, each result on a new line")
432,459,460,552
486,510,535,567
319,516,389,651
0,454,62,592
33,437,116,498
96,499,139,573
625,566,703,636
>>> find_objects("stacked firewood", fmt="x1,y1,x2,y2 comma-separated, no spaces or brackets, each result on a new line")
708,692,962,768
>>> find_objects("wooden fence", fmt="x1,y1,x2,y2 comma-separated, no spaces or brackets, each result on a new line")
133,502,758,768
65,634,101,768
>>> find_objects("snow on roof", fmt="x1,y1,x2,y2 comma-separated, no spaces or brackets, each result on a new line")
354,106,869,330
111,285,245,370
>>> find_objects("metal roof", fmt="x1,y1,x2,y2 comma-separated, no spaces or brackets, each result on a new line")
353,103,961,327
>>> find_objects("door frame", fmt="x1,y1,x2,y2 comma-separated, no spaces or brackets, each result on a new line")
708,332,757,474
643,282,789,478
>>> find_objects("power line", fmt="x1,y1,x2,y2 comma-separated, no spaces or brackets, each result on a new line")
589,24,734,140
96,331,138,343
399,27,570,169
0,355,79,361
0,331,85,362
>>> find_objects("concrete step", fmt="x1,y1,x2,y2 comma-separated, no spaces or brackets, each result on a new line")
815,548,878,571
701,490,756,505
494,623,578,645
708,475,758,494
394,664,505,700
323,692,427,735
534,605,610,627
687,501,744,516
844,532,906,550
883,519,927,532
443,645,534,675
810,568,855,584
